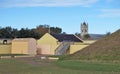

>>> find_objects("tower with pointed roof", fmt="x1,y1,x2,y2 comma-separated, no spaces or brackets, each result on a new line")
81,22,88,38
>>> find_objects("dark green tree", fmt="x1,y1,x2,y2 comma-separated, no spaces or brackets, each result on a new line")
75,32,80,37
50,27,62,34
0,26,14,38
11,28,18,38
84,34,91,39
0,24,62,39
106,32,111,36
18,28,30,38
18,28,41,39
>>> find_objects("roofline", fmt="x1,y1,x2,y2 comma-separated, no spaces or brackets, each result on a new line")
40,33,58,41
48,33,59,41
50,33,83,42
12,38,36,41
74,34,83,42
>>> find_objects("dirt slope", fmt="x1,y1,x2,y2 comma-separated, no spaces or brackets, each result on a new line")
67,29,120,60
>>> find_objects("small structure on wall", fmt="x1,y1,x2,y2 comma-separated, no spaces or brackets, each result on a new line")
3,40,7,44
0,38,12,45
11,38,37,55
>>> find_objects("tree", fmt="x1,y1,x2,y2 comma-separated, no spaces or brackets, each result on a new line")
50,27,62,34
62,32,66,34
11,29,18,38
29,29,41,39
18,28,31,37
35,25,49,36
75,32,80,37
84,34,91,39
35,25,62,36
106,32,111,36
0,26,14,38
0,24,62,39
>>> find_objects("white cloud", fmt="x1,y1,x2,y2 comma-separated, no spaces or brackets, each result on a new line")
0,0,98,7
99,9,120,17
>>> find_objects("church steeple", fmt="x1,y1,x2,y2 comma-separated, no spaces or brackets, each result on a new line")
81,22,88,38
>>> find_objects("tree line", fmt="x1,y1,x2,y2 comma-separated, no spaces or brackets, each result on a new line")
0,25,62,39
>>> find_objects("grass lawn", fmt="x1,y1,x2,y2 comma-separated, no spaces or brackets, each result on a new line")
56,60,120,72
0,58,120,74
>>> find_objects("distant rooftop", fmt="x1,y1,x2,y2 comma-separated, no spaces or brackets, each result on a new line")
50,33,83,42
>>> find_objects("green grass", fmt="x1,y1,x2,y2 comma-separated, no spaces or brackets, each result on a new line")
0,59,120,74
0,59,34,74
56,60,120,72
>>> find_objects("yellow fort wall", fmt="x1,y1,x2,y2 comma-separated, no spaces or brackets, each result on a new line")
69,40,96,54
37,33,59,55
84,40,96,44
0,45,11,54
11,41,28,54
37,33,96,55
70,44,89,54
37,33,58,45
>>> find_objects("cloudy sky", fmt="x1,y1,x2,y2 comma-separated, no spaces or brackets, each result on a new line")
0,0,120,34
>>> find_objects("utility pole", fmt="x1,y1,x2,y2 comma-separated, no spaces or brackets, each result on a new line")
48,25,50,33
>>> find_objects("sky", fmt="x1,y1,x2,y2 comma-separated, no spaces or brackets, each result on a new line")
0,0,120,34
